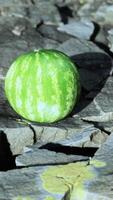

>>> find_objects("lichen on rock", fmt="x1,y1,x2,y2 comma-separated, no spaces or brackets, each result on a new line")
45,197,56,200
13,196,33,200
41,162,96,200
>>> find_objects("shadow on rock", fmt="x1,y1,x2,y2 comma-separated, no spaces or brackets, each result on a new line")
39,142,98,157
70,52,112,116
0,130,16,171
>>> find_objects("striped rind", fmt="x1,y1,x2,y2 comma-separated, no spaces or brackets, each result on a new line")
5,49,80,123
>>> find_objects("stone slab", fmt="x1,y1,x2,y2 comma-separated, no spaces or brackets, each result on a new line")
16,145,89,167
80,77,113,123
58,20,94,40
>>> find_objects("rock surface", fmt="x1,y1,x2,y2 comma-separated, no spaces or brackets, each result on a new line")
57,20,94,40
88,133,113,199
0,0,113,199
107,28,113,52
80,76,113,122
16,145,89,167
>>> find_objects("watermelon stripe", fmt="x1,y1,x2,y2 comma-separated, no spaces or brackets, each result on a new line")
35,52,45,121
49,54,62,120
24,53,37,120
7,56,26,114
19,53,35,118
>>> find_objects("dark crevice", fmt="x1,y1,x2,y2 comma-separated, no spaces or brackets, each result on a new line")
82,120,111,135
0,130,16,171
94,41,113,58
90,21,100,41
29,124,37,144
16,159,89,169
25,7,31,18
8,117,37,144
37,28,62,43
55,4,73,24
70,51,112,116
36,20,44,30
93,122,111,135
90,22,113,58
39,143,98,157
89,21,113,61
30,0,35,5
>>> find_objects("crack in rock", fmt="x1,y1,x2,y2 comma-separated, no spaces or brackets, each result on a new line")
82,112,113,122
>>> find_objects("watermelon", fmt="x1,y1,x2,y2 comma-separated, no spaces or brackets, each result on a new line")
5,49,80,123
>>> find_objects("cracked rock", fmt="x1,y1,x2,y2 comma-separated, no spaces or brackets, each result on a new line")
52,125,104,148
80,77,113,123
16,145,89,167
0,158,112,199
31,116,107,148
0,117,34,155
87,133,113,199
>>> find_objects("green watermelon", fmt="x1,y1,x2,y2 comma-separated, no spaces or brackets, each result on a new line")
5,49,80,123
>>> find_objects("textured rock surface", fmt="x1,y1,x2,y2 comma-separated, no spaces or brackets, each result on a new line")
80,77,113,122
88,133,113,199
58,20,94,40
0,160,112,199
31,116,107,148
16,145,89,167
0,117,34,155
107,28,113,52
0,0,113,199
57,37,104,57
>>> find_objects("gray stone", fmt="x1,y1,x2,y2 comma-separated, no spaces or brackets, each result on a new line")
81,77,113,122
0,0,60,26
97,121,113,133
4,127,33,155
0,84,19,117
0,117,25,128
54,124,104,148
0,160,112,200
107,28,113,52
0,115,106,156
0,38,28,67
0,166,43,200
37,23,70,42
31,116,107,148
77,0,113,25
93,3,113,25
28,3,61,25
57,20,94,40
93,132,113,173
94,25,108,46
83,130,108,147
0,117,34,155
0,26,60,68
87,133,113,198
16,145,89,167
57,37,104,57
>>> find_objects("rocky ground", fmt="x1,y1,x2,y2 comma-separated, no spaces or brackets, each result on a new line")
0,0,113,199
